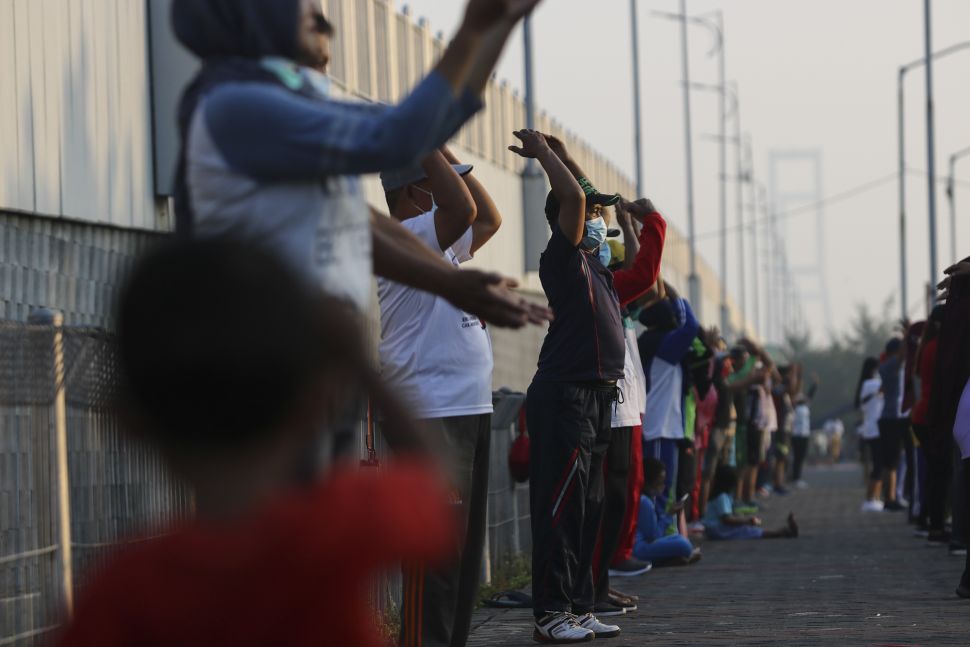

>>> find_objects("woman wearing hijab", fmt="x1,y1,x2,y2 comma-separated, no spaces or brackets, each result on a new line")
171,0,548,329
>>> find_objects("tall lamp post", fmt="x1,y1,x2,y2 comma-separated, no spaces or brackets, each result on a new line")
947,146,970,264
897,38,970,317
654,8,727,331
630,0,644,197
923,0,939,308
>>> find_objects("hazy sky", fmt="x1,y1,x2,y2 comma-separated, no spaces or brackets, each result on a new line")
396,0,970,342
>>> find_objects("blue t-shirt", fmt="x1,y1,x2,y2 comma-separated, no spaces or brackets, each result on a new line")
704,493,733,527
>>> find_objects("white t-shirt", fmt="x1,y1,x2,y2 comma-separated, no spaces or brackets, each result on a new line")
792,404,811,438
612,325,646,428
642,358,684,441
858,377,884,440
824,418,844,438
377,211,494,419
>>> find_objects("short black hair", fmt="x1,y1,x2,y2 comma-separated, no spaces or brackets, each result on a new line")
711,464,738,499
643,457,667,485
116,239,361,457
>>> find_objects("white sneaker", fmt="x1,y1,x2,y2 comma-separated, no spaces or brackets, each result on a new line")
795,480,809,490
533,612,594,644
861,500,884,512
576,613,621,639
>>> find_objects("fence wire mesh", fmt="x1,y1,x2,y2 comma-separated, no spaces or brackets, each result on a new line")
0,321,189,646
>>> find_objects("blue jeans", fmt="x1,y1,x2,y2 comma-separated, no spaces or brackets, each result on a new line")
633,533,694,562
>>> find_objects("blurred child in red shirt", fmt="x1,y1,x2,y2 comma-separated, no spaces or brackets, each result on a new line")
56,240,454,647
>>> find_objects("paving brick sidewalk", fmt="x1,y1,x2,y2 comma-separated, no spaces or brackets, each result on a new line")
468,465,969,646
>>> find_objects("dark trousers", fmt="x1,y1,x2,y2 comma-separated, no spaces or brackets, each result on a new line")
792,436,809,481
922,429,953,532
594,426,632,606
527,380,616,618
962,458,970,585
903,425,915,509
400,414,491,647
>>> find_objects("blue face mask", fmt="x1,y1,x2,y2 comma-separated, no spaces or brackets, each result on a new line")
306,69,332,98
598,242,612,267
582,216,608,250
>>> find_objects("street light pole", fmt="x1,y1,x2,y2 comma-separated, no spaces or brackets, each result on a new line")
948,146,970,264
679,0,700,316
895,39,970,318
923,0,939,307
631,0,644,198
716,11,728,337
734,86,746,336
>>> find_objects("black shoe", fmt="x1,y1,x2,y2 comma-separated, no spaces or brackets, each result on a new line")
884,500,906,512
607,557,652,577
593,601,627,617
957,582,970,599
928,530,952,543
950,542,968,556
607,590,637,611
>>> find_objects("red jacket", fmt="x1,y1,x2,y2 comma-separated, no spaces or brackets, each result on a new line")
612,211,667,307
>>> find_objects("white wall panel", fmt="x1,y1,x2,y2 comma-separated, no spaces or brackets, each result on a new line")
1,0,159,230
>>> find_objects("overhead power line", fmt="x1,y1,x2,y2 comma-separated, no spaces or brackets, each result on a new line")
667,168,970,245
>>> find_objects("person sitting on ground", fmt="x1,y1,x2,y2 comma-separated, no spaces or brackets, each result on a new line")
56,240,456,647
703,465,798,540
633,459,702,566
856,357,885,512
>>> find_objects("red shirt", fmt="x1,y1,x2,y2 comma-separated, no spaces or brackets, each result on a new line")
57,464,454,647
912,338,938,425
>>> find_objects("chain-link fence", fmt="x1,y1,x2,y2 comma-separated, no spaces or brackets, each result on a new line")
0,314,534,644
0,316,189,646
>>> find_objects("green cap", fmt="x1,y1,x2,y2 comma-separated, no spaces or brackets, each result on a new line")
578,177,621,207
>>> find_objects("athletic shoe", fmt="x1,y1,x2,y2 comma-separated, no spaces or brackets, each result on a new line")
795,480,809,490
736,502,761,515
593,601,626,617
576,613,621,639
861,500,884,513
950,542,968,557
687,521,706,534
608,557,652,577
533,613,594,644
928,530,952,543
884,500,906,512
913,529,930,538
957,582,970,599
773,485,791,496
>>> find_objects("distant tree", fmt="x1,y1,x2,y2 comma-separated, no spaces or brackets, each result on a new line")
781,302,898,460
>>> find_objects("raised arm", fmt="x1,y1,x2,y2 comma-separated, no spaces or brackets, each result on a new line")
509,129,585,245
435,0,543,96
656,298,701,365
422,151,477,251
442,146,502,253
370,209,551,328
612,199,667,306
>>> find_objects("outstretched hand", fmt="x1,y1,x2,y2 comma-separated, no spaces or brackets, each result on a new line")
618,197,658,222
463,0,543,32
443,269,553,328
938,261,970,301
508,129,550,159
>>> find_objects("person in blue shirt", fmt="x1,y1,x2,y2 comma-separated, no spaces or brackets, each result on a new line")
704,465,799,540
171,0,549,330
633,459,701,566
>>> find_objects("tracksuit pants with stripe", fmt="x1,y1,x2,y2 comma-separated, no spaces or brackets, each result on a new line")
400,414,490,647
527,380,617,618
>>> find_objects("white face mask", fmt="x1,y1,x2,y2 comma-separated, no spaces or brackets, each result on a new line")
410,185,436,214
